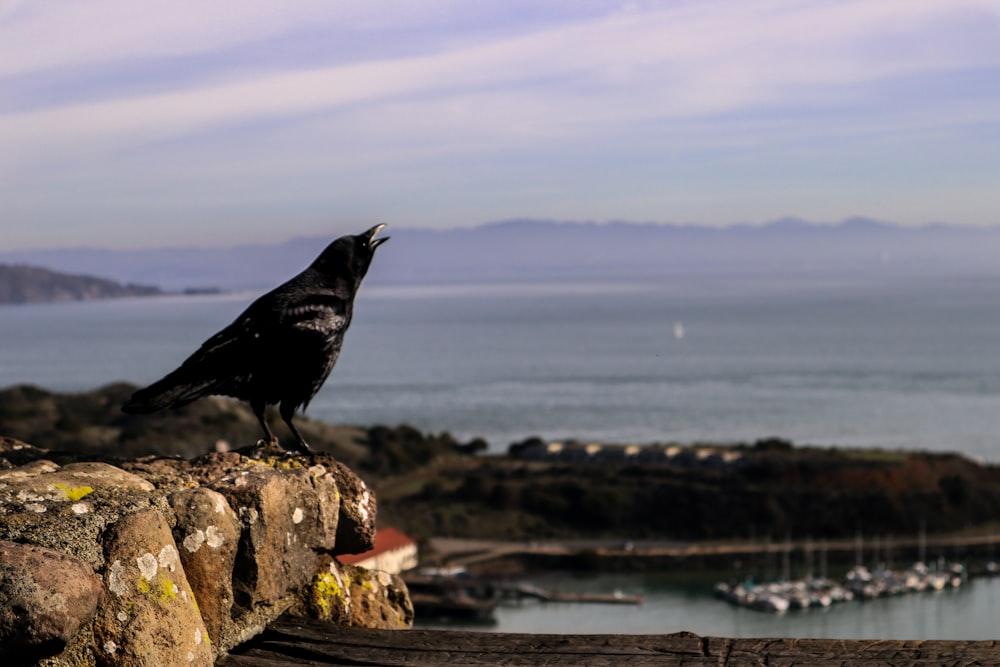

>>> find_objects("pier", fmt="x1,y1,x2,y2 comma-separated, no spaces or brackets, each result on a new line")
502,582,644,605
403,572,644,623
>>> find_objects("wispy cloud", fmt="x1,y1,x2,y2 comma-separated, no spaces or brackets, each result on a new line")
1,0,999,247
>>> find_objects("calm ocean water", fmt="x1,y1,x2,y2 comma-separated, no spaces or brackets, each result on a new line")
2,271,1000,459
5,273,1000,639
419,571,1000,640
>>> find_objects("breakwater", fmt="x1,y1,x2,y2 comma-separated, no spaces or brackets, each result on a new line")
430,534,1000,575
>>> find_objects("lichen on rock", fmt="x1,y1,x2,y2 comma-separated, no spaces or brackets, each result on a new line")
0,438,410,666
300,557,413,630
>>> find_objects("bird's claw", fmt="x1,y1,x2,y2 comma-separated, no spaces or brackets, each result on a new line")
247,437,284,459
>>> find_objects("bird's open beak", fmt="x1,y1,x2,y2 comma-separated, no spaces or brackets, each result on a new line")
366,224,389,250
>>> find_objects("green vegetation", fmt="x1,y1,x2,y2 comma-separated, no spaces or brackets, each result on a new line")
3,384,1000,544
375,443,1000,543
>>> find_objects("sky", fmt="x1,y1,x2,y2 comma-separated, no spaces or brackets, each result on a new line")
2,0,999,250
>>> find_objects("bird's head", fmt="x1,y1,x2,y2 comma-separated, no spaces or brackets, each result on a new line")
314,224,389,287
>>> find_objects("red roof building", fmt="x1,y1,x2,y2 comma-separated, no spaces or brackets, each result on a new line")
338,527,418,574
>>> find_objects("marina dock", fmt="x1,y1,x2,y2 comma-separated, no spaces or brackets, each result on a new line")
714,562,967,613
503,582,644,605
403,573,644,622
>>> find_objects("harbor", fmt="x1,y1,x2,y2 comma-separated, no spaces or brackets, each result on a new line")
410,568,1000,639
714,562,968,613
409,534,1000,634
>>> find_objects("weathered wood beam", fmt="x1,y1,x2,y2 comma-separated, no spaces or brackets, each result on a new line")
220,618,1000,666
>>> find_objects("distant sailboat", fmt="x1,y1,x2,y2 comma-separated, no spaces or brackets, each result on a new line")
673,322,685,340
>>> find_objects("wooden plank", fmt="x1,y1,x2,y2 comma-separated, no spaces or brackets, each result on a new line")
220,618,1000,667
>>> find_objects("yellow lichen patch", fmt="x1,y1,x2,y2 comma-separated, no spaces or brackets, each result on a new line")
265,456,305,471
189,588,201,616
137,577,151,594
53,483,94,501
310,571,345,619
158,578,178,602
246,455,306,471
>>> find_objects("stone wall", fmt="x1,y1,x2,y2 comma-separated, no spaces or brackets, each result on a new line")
0,436,413,667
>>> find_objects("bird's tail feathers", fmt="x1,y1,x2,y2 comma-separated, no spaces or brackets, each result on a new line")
122,373,220,414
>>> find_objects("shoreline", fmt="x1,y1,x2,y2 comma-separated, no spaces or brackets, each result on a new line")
427,532,1000,576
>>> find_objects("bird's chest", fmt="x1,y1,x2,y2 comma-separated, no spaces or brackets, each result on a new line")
258,325,343,373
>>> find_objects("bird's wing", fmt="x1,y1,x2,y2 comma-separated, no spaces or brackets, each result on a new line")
122,314,265,412
277,293,350,337
122,292,350,413
171,292,350,394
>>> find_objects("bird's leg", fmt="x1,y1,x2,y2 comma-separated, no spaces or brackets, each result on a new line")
251,399,279,446
280,403,313,454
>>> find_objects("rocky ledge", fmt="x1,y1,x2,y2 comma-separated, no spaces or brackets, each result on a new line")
0,436,413,667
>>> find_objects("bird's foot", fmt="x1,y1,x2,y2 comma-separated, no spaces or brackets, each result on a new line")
246,437,284,459
281,439,313,457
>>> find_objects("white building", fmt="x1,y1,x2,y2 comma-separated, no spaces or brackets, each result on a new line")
338,527,418,575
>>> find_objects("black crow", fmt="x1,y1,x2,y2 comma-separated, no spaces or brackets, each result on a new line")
122,224,389,452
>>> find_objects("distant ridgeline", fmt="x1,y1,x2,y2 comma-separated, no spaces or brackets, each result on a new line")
6,219,1000,292
0,264,161,304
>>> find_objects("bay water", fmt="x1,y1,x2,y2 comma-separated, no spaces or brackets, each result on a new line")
419,571,1000,640
4,270,1000,638
2,271,1000,458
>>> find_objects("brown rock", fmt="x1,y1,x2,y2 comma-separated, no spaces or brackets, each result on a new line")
0,460,156,495
189,452,373,556
321,458,376,555
93,509,212,667
0,443,404,665
0,540,104,662
119,457,199,493
183,452,248,486
169,487,240,649
0,436,48,469
210,462,340,608
300,559,413,629
0,460,161,570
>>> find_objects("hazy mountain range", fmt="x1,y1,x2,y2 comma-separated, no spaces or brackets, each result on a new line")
3,218,1000,292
